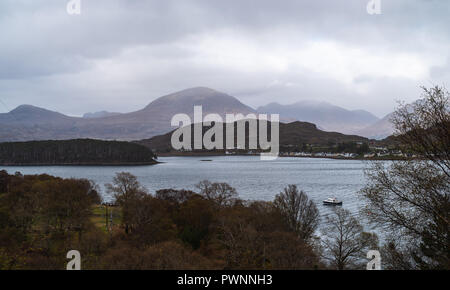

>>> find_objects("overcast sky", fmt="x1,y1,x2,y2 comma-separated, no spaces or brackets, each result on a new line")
0,0,449,117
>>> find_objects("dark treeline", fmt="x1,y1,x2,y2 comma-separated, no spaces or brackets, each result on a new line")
280,141,370,155
0,170,378,270
0,139,157,165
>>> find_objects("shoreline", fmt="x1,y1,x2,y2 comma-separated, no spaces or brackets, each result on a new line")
156,152,409,161
0,161,160,166
0,156,410,166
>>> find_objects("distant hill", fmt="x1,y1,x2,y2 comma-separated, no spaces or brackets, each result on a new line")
83,111,122,119
257,101,379,134
355,112,395,139
356,100,426,139
136,120,369,153
0,105,76,125
0,105,81,142
0,87,256,142
79,87,256,140
0,139,157,165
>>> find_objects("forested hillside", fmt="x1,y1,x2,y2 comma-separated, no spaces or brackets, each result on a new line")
137,120,369,153
0,139,157,165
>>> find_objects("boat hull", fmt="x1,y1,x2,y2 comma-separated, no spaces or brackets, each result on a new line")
323,201,343,206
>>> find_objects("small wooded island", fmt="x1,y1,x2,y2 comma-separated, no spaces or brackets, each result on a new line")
0,139,158,166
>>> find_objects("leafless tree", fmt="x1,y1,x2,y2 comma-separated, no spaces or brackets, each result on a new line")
361,86,450,269
273,185,319,241
321,208,378,270
392,85,450,176
196,180,238,207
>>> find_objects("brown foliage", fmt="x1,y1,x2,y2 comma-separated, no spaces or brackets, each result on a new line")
1,172,322,270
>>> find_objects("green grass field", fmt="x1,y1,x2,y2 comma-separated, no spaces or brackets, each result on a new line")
91,205,122,233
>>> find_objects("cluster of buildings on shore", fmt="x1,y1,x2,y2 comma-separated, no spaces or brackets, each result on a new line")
279,148,412,159
280,152,358,158
180,143,415,159
222,147,412,159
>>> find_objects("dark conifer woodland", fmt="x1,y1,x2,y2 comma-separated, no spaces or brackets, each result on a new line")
0,139,157,165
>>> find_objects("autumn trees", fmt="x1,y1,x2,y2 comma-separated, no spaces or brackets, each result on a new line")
106,172,147,234
0,168,420,270
0,173,101,269
99,173,324,270
214,199,320,270
1,168,420,270
0,169,374,270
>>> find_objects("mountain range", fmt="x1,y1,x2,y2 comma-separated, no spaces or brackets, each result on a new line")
0,87,394,142
257,101,380,134
0,87,254,142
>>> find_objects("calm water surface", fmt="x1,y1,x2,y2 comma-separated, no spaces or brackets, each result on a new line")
1,156,378,224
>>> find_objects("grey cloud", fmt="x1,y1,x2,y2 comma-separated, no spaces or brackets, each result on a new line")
0,0,449,116
431,58,450,79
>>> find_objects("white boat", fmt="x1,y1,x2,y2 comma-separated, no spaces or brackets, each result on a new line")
323,197,343,205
